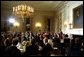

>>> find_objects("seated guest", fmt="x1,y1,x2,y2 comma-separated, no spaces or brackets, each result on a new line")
48,39,53,47
1,38,11,56
4,38,12,48
64,34,70,55
39,34,44,47
67,38,81,56
41,38,53,56
51,47,61,56
34,33,40,44
24,39,39,56
59,31,65,55
4,38,21,56
52,34,60,48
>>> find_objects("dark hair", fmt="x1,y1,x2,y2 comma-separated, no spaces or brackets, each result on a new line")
45,38,48,43
12,38,18,45
31,39,36,44
4,38,11,46
65,34,68,37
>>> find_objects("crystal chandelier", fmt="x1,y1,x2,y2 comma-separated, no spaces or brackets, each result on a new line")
13,5,34,32
13,4,34,18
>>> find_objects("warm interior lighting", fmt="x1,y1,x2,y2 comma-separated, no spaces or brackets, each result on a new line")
35,22,42,28
13,4,34,17
69,23,72,29
64,21,68,28
13,5,34,32
8,18,15,24
13,22,20,27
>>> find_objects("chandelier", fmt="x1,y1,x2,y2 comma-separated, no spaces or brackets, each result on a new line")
13,4,34,18
13,5,34,32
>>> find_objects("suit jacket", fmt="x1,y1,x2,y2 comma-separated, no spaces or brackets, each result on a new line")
24,44,39,56
41,43,53,56
4,45,21,56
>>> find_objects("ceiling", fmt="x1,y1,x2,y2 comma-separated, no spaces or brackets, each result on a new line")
1,1,68,11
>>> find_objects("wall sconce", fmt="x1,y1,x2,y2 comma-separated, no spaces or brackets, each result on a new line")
13,22,20,27
64,21,68,28
35,22,42,32
13,22,20,32
35,22,41,28
69,23,72,29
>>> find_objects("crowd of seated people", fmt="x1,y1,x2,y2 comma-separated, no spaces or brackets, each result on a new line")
1,31,83,56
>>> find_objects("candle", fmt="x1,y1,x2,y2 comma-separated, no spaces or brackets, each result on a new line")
13,7,15,12
24,5,26,10
16,7,17,12
22,5,24,11
18,5,20,11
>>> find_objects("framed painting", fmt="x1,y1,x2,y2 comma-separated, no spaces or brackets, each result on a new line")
73,4,83,28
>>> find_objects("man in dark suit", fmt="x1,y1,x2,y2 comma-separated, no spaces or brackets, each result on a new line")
41,38,53,56
67,38,81,56
4,38,21,56
24,39,39,56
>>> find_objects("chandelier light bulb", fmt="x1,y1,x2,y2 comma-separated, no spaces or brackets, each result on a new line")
13,4,34,17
